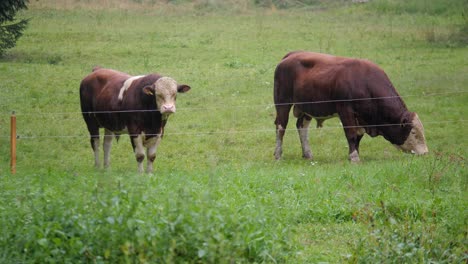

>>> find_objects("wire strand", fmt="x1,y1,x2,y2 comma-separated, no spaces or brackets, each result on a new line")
2,119,465,139
3,90,467,116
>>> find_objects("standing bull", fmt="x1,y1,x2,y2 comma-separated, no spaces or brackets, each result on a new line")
80,67,191,172
273,51,428,162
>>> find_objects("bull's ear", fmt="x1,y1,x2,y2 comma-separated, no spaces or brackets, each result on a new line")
143,85,155,96
177,84,191,93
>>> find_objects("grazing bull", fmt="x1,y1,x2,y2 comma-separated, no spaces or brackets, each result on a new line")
273,51,428,162
80,67,191,172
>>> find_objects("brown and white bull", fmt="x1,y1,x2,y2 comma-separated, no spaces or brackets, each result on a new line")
273,51,428,162
80,67,190,172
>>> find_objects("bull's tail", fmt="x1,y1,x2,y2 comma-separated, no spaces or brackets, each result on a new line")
273,60,296,128
273,62,294,109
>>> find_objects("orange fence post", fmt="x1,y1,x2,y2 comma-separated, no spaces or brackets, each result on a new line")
10,111,16,174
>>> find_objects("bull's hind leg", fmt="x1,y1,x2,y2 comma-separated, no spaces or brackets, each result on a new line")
103,129,114,168
91,135,100,168
145,135,162,173
274,104,292,160
296,114,313,159
84,118,101,168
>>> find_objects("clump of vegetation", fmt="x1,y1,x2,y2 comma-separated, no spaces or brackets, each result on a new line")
347,200,467,263
0,0,29,56
0,174,294,263
366,0,468,47
366,0,466,15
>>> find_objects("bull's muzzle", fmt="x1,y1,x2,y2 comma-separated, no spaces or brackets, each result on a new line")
161,104,175,114
396,113,429,155
394,144,428,155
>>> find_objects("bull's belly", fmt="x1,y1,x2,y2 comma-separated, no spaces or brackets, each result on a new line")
94,114,127,133
107,127,129,135
293,104,338,120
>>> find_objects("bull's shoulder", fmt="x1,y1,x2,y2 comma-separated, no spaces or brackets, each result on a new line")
135,74,162,87
120,73,163,100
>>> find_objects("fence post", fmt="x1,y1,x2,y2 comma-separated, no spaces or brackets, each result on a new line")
10,111,16,174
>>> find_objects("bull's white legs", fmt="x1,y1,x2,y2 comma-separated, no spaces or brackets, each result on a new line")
133,135,146,173
298,118,312,159
92,137,101,168
132,134,162,173
274,125,285,160
349,150,360,163
103,129,113,168
92,130,163,173
145,135,162,173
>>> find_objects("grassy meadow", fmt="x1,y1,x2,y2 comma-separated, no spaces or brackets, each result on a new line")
0,0,467,262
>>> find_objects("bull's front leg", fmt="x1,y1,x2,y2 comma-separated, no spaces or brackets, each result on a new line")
345,132,363,163
145,135,162,173
337,105,363,163
132,134,146,173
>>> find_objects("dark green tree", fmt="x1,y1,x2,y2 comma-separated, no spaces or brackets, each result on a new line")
0,0,29,56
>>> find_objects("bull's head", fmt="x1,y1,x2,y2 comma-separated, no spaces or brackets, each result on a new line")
395,113,428,155
143,77,191,118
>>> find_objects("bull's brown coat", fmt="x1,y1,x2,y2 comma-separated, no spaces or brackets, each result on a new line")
273,51,428,161
80,67,190,172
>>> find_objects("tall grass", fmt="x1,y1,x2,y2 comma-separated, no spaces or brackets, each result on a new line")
367,0,467,15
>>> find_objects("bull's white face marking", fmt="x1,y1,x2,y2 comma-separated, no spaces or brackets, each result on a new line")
396,114,428,155
154,77,178,116
118,75,144,101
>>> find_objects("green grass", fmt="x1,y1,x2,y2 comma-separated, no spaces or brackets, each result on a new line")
0,0,467,263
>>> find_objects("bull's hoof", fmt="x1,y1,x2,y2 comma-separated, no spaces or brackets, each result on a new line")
302,151,313,160
274,150,282,160
349,151,360,163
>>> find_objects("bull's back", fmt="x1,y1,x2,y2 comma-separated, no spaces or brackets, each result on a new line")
80,69,133,132
275,51,344,102
80,69,130,110
275,51,365,117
